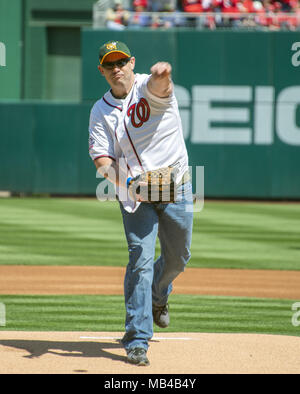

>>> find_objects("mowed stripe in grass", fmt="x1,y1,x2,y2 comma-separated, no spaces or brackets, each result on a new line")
0,294,299,337
0,199,126,266
0,198,300,270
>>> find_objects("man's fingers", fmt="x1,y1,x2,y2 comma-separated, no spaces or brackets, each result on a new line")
151,62,172,78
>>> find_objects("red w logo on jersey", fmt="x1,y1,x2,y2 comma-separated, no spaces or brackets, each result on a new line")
127,98,150,128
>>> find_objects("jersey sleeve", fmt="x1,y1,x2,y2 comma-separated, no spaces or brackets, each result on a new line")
139,73,175,108
88,103,116,161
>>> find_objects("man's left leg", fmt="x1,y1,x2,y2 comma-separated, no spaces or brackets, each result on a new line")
152,182,193,324
119,202,159,354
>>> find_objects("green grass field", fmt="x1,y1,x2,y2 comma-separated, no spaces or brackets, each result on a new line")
0,294,299,337
0,197,300,336
0,197,299,270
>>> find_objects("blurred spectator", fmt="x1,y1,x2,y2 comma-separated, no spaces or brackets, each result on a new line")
253,0,270,26
237,0,255,12
151,0,177,11
133,0,149,8
105,0,130,30
235,0,256,26
154,3,186,27
273,0,300,29
130,0,152,27
221,0,240,27
124,0,300,30
288,0,300,29
182,0,203,12
182,0,203,27
222,0,239,12
262,0,281,29
280,0,293,11
176,0,184,10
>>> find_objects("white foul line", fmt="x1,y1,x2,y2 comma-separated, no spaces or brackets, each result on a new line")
80,336,197,341
153,337,195,341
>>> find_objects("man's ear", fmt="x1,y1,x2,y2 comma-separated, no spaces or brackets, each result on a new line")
98,65,105,76
130,57,135,71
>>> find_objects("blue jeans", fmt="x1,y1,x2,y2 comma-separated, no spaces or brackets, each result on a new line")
119,182,193,351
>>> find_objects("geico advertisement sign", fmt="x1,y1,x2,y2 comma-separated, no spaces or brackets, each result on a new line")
0,42,6,67
175,85,300,146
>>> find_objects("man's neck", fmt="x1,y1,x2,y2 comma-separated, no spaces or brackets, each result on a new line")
111,75,135,99
110,89,128,99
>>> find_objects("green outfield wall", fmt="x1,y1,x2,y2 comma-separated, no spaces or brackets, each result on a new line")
0,0,94,101
0,29,300,198
22,0,94,101
0,102,97,194
0,0,23,99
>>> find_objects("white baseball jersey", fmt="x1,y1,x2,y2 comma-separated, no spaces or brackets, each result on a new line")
89,73,189,213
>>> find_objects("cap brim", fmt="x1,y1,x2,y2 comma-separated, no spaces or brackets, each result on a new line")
100,51,131,64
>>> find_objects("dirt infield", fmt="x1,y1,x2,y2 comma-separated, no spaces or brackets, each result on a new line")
1,265,300,374
1,331,300,374
0,265,300,299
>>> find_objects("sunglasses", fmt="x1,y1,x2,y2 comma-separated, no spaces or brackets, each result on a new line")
101,57,131,70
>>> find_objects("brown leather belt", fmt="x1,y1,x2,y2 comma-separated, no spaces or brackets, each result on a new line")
177,170,190,186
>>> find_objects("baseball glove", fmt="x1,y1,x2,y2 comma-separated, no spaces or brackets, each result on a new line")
127,166,178,203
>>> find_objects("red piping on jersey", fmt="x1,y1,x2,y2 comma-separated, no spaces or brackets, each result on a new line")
93,155,116,161
123,121,144,171
126,162,133,177
103,97,122,112
122,80,144,172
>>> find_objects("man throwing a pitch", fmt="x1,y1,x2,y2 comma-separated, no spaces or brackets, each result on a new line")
89,41,193,366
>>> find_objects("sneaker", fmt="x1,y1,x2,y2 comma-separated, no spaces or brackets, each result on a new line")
153,303,170,328
127,348,150,366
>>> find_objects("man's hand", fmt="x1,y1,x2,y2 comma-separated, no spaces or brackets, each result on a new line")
147,62,173,98
150,62,172,79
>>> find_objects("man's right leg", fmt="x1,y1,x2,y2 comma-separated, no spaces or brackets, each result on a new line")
119,202,158,353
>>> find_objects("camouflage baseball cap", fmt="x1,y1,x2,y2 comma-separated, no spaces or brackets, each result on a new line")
99,41,131,64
